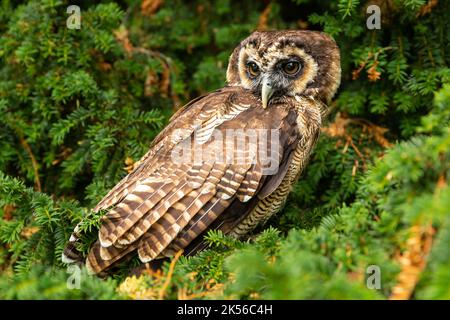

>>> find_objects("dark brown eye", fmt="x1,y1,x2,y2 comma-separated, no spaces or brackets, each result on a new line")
247,61,260,77
282,61,301,75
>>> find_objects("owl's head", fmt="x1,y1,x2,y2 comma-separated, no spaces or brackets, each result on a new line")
226,30,341,108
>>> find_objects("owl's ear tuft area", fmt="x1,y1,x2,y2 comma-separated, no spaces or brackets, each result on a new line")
226,44,243,86
226,31,265,86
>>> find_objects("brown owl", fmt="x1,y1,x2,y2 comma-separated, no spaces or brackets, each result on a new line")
63,30,341,274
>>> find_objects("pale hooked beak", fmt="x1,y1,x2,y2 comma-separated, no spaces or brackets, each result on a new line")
261,77,274,109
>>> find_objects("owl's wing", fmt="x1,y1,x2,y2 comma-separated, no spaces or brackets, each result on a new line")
91,93,214,214
63,86,303,274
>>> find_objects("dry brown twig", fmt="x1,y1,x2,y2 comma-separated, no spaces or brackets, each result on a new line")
3,205,15,221
257,3,272,31
18,134,41,192
113,26,180,108
352,47,392,82
158,249,183,299
417,0,438,17
141,0,164,16
322,113,393,172
389,224,435,300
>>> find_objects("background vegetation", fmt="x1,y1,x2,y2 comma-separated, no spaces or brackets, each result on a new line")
0,0,449,299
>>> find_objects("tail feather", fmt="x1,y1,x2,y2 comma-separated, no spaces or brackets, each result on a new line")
62,223,83,263
86,240,137,275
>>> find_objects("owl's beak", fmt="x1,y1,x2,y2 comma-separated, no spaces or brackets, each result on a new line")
261,77,274,109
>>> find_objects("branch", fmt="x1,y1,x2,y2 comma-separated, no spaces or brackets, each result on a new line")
158,249,183,300
18,134,42,192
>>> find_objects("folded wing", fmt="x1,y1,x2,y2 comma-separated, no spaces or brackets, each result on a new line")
63,87,301,274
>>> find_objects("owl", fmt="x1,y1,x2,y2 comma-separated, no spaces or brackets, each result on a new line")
63,30,341,274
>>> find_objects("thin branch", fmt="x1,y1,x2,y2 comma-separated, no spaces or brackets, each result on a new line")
114,27,181,109
18,134,42,192
158,249,183,300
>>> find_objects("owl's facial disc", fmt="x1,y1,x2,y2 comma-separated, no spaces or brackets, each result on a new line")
237,44,318,108
227,30,341,105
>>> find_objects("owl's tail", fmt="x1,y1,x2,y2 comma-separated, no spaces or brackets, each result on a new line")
62,223,84,264
62,223,133,275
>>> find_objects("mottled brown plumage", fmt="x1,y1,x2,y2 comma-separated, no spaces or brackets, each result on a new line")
63,30,341,274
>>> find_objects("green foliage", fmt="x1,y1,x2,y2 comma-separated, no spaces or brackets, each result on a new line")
0,172,83,274
0,0,449,299
0,266,122,299
0,0,166,197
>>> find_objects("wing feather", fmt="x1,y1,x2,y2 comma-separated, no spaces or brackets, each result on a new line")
161,196,226,257
116,162,218,246
137,187,216,261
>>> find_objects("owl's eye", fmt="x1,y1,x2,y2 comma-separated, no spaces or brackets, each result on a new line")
246,61,260,78
281,61,301,76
